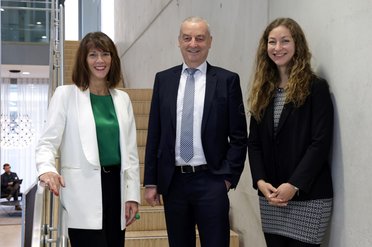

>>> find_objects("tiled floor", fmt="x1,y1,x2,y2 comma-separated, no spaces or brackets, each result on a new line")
0,203,23,247
0,224,22,247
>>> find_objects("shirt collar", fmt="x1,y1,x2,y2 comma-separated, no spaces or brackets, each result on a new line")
182,61,207,75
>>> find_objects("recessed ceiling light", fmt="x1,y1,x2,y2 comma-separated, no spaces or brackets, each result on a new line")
0,8,4,12
9,69,21,73
36,21,42,25
41,36,47,39
22,72,31,75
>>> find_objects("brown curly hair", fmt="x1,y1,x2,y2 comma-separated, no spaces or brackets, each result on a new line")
72,32,124,90
248,18,315,121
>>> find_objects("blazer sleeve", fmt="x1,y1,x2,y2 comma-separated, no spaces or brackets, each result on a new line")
247,115,267,189
35,86,69,176
288,79,334,193
121,92,141,203
225,73,248,188
143,74,161,186
1,174,7,188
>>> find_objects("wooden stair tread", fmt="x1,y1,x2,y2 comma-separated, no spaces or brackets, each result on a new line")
126,230,239,239
120,88,153,101
126,230,168,239
138,205,164,212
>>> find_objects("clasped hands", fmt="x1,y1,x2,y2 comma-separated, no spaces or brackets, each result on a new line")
257,179,298,207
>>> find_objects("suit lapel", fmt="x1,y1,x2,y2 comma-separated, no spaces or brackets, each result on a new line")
202,64,217,133
265,97,294,138
169,66,183,130
76,88,100,167
275,103,293,135
265,101,275,138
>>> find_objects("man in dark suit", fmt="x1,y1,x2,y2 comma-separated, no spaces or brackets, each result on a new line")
144,16,247,247
1,163,22,210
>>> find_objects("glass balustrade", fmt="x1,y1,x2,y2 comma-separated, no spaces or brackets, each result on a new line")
1,0,52,43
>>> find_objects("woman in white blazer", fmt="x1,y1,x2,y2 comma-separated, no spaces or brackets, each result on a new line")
36,32,140,247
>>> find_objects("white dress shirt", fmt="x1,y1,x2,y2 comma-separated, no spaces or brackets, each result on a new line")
175,62,208,166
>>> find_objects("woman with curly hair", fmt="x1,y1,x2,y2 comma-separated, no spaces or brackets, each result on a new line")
247,18,334,247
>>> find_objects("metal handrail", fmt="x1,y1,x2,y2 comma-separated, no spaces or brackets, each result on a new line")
30,0,68,246
30,183,45,246
59,3,64,87
26,181,68,247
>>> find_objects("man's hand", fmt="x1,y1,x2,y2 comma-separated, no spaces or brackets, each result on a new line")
225,180,231,191
144,187,161,207
39,172,65,196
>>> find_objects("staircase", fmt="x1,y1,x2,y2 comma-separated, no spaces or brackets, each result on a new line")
121,88,239,247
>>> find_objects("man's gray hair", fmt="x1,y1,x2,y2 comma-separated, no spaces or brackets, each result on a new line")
180,16,211,36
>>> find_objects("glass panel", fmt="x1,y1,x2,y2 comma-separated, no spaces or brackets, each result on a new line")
1,0,51,43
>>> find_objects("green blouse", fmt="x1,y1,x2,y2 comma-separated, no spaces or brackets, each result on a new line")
90,93,121,167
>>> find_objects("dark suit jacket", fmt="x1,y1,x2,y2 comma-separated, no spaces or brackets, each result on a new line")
144,63,248,195
248,77,334,200
1,172,19,191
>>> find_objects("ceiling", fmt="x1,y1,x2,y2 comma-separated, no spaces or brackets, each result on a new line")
0,64,50,78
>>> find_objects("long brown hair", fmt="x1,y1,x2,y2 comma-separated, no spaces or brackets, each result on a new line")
248,18,315,121
71,32,123,90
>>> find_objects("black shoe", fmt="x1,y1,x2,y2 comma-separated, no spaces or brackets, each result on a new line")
15,205,22,211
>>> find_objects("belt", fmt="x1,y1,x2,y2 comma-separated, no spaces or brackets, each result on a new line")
176,164,208,174
101,165,120,173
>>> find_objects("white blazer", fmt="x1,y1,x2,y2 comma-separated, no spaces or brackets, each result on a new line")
36,85,140,230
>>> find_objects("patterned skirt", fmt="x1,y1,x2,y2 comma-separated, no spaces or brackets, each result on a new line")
259,196,333,244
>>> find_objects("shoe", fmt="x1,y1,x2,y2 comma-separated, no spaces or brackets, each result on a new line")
15,205,22,211
6,195,12,201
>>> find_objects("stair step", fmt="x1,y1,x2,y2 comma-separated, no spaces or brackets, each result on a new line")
134,115,149,130
131,101,152,115
64,41,79,85
136,129,148,147
126,230,239,247
138,146,145,164
140,164,144,184
127,206,166,231
121,88,153,101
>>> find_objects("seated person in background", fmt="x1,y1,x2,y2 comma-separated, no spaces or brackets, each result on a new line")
1,163,22,210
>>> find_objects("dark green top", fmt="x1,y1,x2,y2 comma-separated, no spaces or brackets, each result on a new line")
90,93,121,167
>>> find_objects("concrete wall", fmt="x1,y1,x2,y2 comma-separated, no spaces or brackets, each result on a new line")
268,1,372,246
114,0,267,95
1,43,49,65
114,0,372,246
